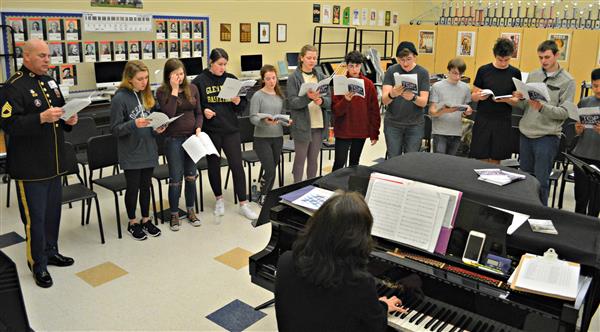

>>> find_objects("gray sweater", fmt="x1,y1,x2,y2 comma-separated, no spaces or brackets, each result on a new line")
110,88,158,170
572,96,600,161
249,90,286,138
286,68,331,142
517,67,575,138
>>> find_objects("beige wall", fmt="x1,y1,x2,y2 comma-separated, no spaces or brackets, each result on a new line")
1,1,435,90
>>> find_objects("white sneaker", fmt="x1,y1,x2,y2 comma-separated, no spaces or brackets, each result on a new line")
214,199,225,216
239,204,258,221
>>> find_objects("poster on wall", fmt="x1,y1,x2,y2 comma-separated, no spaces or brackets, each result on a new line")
142,41,154,60
114,41,127,61
548,33,570,62
47,65,60,83
156,20,166,39
313,4,321,23
98,41,113,62
49,42,64,64
369,9,376,26
156,40,167,59
128,41,140,60
8,18,26,41
83,41,98,62
46,18,63,41
91,0,143,9
385,11,391,26
342,7,350,25
361,9,368,26
500,32,521,58
352,9,360,25
168,21,179,39
60,64,77,86
193,40,203,57
418,30,435,55
332,5,341,24
457,31,475,57
193,21,203,39
392,12,399,26
180,40,191,58
65,19,80,41
28,18,44,40
322,5,331,24
378,11,384,26
15,42,24,67
66,41,82,63
181,21,191,39
168,40,179,58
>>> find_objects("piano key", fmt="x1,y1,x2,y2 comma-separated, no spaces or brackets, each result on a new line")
470,320,482,332
424,307,446,330
458,316,473,332
447,314,467,332
429,309,450,331
410,302,432,323
416,304,437,325
436,311,457,332
479,322,489,332
401,299,425,319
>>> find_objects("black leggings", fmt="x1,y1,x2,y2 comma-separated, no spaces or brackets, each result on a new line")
332,138,366,171
206,131,247,202
123,168,154,220
254,137,283,196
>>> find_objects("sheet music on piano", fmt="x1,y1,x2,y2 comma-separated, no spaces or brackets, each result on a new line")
365,172,462,254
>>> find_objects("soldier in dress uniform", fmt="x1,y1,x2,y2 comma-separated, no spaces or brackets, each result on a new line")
0,39,78,288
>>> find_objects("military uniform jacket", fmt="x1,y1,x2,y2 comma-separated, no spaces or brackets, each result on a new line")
0,66,71,181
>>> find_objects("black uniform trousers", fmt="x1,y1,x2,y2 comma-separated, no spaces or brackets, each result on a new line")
15,176,62,273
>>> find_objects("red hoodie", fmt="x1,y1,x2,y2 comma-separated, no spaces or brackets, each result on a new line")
331,73,380,140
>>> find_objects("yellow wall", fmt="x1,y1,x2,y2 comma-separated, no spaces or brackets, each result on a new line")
399,24,600,102
0,1,434,90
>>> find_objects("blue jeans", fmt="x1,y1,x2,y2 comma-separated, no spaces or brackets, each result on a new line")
519,134,559,206
165,137,198,213
432,135,461,155
384,122,424,158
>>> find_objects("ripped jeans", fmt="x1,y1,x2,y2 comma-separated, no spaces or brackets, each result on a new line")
165,136,198,213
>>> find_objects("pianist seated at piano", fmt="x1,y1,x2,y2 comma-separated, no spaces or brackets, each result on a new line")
274,192,404,332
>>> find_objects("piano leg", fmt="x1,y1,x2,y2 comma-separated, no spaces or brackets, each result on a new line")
254,298,275,311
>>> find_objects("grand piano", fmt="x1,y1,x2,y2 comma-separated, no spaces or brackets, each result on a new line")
250,153,600,332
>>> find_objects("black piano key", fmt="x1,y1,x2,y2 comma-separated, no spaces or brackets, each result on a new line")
416,304,437,325
410,302,432,323
436,311,457,332
429,309,450,331
425,307,446,330
486,325,495,332
401,298,424,319
479,322,489,332
470,320,483,332
458,317,473,332
448,314,467,332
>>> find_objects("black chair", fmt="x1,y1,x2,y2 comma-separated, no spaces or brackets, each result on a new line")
197,156,228,211
422,114,432,152
62,142,105,244
86,134,129,239
319,141,335,176
64,117,99,187
279,125,294,186
555,121,578,209
238,116,261,200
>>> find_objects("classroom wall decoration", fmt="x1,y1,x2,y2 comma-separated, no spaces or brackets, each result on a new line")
457,31,476,57
322,5,331,24
418,30,435,54
313,4,321,23
342,7,350,26
220,23,231,41
500,32,521,59
258,22,270,44
548,33,570,62
240,23,251,43
332,6,340,24
90,0,143,9
83,12,152,32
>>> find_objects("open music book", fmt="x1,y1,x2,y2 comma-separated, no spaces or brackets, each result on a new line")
365,173,462,254
332,75,365,97
475,168,526,186
217,78,257,99
393,73,418,93
436,103,470,112
181,132,219,163
512,77,551,102
298,76,332,96
145,112,182,129
479,89,513,100
577,107,600,128
511,249,580,301
254,113,291,125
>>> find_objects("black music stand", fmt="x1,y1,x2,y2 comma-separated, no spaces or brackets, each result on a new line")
563,153,600,207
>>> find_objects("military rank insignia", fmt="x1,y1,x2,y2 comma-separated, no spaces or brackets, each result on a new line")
2,101,12,118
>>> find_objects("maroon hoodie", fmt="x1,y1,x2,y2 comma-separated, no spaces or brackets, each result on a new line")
331,73,380,140
156,83,202,137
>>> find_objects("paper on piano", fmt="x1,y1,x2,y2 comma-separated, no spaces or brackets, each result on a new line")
365,172,461,254
146,112,183,129
393,73,418,93
60,94,93,120
280,185,335,216
528,219,558,235
490,206,530,235
511,249,580,301
181,132,219,163
217,77,257,99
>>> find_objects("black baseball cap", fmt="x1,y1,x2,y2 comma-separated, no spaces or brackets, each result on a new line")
396,41,418,56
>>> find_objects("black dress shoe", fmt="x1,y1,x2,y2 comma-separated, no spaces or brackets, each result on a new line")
34,270,53,288
47,253,74,267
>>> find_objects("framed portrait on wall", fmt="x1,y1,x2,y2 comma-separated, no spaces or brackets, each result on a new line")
258,22,270,44
456,31,475,57
548,33,570,62
240,23,251,43
500,32,521,59
418,30,435,54
220,23,231,41
277,24,287,42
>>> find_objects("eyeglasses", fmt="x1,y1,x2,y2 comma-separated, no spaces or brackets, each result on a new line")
347,63,362,69
448,71,461,76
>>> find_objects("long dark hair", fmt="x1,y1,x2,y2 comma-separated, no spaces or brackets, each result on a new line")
260,64,284,98
292,191,374,289
158,58,194,104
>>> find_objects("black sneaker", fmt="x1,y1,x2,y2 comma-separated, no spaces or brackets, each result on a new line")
127,223,147,241
142,220,161,237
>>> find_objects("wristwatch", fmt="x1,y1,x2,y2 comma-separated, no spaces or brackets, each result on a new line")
411,94,418,102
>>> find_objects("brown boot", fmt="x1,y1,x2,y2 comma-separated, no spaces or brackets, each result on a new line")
169,213,180,231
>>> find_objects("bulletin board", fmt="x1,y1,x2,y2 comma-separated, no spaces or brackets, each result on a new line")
1,11,210,92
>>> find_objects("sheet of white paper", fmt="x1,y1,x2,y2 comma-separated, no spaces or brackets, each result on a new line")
181,132,219,163
217,77,243,99
146,113,183,129
291,187,335,211
393,73,418,93
491,206,530,235
61,97,92,120
515,256,579,300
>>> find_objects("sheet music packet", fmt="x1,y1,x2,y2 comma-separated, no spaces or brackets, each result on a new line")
145,112,183,129
478,89,513,100
280,185,335,216
512,77,551,102
332,75,366,97
254,113,291,125
364,172,462,254
217,77,257,99
298,75,333,97
181,132,219,163
60,91,100,120
392,73,418,94
436,103,470,112
510,248,580,301
577,107,600,128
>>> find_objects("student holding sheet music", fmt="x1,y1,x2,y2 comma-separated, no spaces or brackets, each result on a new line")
513,40,575,206
470,38,521,164
156,58,203,230
191,48,257,220
275,192,404,332
381,41,430,157
287,45,332,183
572,68,600,217
249,65,290,205
428,58,473,155
331,51,380,171
110,60,164,241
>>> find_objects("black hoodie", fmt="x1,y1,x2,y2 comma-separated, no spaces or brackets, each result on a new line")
191,68,243,135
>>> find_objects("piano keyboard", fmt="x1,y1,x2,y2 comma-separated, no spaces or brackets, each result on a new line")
377,283,519,332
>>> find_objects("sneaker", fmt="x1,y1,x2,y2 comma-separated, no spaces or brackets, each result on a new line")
128,223,147,241
187,210,202,227
214,199,225,216
257,194,266,206
239,204,258,221
169,214,180,232
142,220,161,237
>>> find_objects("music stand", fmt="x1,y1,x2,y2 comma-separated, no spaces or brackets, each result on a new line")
563,153,600,185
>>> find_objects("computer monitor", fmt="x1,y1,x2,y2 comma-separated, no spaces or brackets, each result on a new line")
240,54,262,78
286,52,299,71
180,57,203,80
94,61,127,90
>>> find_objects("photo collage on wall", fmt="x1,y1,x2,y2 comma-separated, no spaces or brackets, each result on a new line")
314,4,397,27
155,19,204,59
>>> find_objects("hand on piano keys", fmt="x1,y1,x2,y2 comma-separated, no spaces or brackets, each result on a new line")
379,295,407,314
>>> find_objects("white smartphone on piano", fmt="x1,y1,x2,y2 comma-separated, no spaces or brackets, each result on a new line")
462,231,486,264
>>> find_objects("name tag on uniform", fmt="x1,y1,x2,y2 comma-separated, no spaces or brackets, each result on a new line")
48,80,58,89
